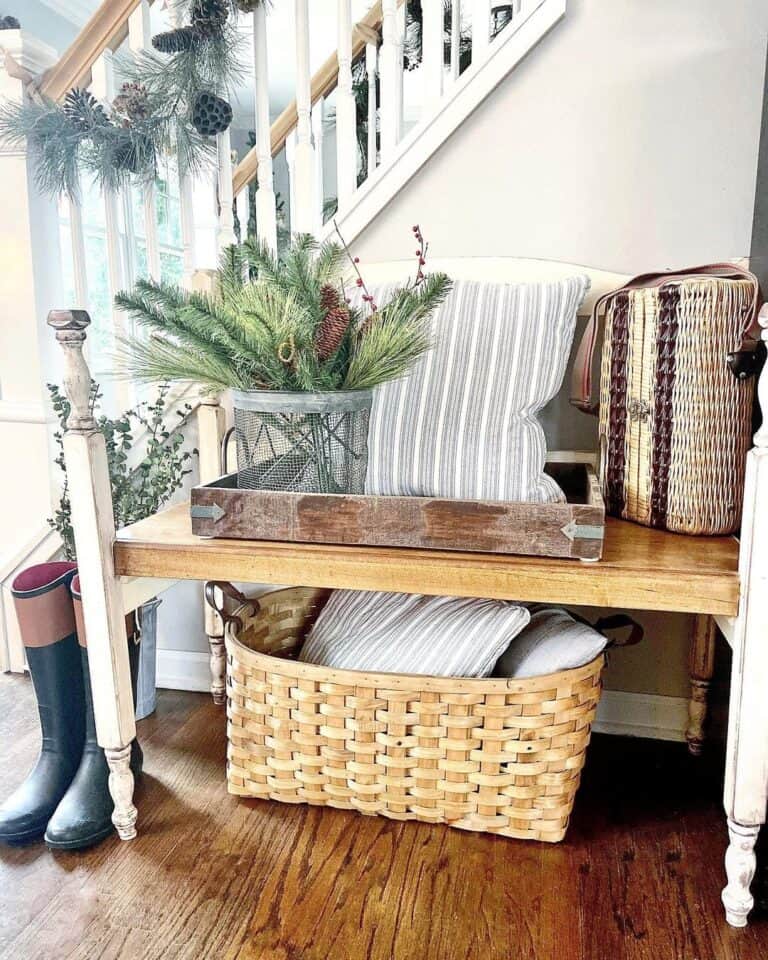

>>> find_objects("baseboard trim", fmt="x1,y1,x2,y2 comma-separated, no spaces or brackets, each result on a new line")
156,650,211,694
155,651,689,742
593,690,688,742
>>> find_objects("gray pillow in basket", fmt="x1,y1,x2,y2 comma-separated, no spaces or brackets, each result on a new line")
493,607,608,679
299,589,531,677
360,276,590,503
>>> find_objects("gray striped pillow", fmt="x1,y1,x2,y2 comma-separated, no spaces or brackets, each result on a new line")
299,590,530,677
493,607,607,678
363,276,590,502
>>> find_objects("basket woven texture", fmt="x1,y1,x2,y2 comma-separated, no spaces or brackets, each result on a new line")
599,278,756,534
226,587,604,843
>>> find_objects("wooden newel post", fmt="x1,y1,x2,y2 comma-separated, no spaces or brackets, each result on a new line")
47,309,139,841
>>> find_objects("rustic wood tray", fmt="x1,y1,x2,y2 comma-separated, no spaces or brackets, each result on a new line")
190,462,605,560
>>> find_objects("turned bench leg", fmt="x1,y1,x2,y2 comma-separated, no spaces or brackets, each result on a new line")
686,614,716,756
49,311,138,841
205,588,227,706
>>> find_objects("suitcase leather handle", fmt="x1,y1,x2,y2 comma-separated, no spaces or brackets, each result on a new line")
570,262,763,416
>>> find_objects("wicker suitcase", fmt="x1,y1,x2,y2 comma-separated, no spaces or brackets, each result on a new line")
571,264,763,535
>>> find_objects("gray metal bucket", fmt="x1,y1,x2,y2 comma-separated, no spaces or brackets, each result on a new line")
231,389,373,493
134,597,161,720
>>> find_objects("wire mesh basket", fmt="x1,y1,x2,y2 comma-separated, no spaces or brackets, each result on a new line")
231,389,373,493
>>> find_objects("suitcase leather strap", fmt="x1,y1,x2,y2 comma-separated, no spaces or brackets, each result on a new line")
570,262,763,415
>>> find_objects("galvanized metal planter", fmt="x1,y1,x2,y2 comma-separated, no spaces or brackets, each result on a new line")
231,389,373,494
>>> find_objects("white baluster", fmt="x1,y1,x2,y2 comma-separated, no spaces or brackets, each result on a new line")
380,0,402,159
217,128,237,250
68,187,90,311
252,2,278,253
471,0,491,59
127,2,161,281
365,41,378,178
311,96,326,234
165,0,197,285
293,0,316,234
422,0,444,108
285,130,297,236
336,0,357,210
92,50,132,409
143,180,161,281
121,188,138,286
127,0,151,51
236,187,250,244
450,0,462,80
178,170,196,287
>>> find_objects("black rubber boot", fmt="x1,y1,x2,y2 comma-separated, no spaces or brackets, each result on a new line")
44,577,142,851
0,563,84,845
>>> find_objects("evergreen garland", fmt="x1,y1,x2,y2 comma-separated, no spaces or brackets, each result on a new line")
0,0,249,197
112,231,452,394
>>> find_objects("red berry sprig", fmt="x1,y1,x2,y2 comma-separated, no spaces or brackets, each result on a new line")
411,224,428,285
334,220,377,313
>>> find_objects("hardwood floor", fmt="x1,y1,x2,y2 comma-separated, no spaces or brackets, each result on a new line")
0,673,766,960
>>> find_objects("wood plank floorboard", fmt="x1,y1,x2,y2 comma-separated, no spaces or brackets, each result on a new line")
0,674,766,960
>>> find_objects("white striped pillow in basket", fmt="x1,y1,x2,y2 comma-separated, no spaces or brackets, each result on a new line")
298,590,530,677
360,276,590,503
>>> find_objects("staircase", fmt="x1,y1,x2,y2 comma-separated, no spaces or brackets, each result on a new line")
0,0,566,670
21,0,568,300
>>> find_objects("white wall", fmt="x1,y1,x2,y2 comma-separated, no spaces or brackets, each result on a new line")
352,0,767,271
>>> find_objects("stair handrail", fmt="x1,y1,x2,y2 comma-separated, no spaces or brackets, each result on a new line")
38,0,155,102
231,0,403,198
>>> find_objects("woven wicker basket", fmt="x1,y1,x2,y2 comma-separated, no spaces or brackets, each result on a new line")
224,586,604,843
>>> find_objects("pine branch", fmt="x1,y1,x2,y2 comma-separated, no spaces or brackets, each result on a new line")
113,335,246,391
343,273,452,390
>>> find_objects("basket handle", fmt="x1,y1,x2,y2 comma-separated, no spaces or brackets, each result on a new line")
593,613,644,648
570,262,763,415
204,581,258,632
220,426,235,476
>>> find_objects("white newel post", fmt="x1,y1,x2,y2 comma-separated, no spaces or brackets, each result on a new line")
721,303,768,927
47,310,138,840
0,30,61,673
252,1,278,253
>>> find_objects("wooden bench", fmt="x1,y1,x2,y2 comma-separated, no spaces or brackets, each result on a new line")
48,257,768,929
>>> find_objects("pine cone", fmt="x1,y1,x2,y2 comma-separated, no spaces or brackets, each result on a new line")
62,88,111,133
319,283,341,313
315,305,350,361
191,90,233,136
112,82,149,124
151,25,198,54
191,0,229,37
